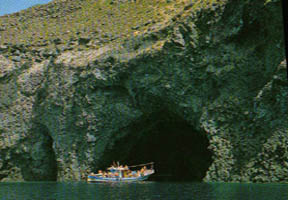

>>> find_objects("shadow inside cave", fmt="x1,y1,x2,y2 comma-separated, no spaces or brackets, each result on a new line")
99,110,213,182
20,123,58,181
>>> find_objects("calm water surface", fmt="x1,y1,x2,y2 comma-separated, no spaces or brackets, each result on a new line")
1,181,288,200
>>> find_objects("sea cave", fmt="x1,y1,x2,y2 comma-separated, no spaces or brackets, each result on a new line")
100,109,213,182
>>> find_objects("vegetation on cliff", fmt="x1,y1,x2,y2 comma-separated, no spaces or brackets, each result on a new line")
0,0,224,48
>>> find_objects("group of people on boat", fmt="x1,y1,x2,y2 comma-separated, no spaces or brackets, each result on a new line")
90,163,148,178
87,162,155,182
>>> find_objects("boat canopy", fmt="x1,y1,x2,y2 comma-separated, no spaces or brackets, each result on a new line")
107,162,154,172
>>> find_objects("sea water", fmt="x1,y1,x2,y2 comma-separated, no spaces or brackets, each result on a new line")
1,181,288,200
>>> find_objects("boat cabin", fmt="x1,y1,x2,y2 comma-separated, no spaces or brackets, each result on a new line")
87,162,155,182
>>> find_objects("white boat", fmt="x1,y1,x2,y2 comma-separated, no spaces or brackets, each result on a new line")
87,162,155,182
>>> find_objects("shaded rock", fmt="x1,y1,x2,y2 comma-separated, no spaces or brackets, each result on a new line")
13,50,21,56
144,20,155,26
12,56,21,62
87,133,97,143
131,25,140,30
53,38,62,45
40,49,57,58
78,37,91,45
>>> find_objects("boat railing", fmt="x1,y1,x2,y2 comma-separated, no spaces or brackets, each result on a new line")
128,162,154,169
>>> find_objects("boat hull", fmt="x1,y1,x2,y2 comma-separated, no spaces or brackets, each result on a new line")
87,170,154,182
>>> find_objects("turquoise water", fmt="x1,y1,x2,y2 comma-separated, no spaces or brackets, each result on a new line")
1,182,288,200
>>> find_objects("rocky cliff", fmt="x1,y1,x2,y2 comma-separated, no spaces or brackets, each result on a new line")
0,0,287,182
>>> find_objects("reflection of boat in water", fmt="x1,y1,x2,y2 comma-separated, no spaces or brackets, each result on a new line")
87,162,155,182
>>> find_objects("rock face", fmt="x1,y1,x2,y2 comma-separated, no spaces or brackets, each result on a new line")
0,0,287,182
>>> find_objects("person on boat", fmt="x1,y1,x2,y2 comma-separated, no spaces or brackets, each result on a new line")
131,171,136,177
127,171,132,177
137,171,141,177
124,165,129,170
123,171,128,178
97,170,103,176
140,168,145,176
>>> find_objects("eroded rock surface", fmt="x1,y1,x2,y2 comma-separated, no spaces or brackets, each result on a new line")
0,0,287,182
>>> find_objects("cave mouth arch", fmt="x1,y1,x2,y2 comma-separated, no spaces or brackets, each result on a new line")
100,109,213,182
21,123,58,181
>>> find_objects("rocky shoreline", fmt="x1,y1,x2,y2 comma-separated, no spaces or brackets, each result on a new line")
0,0,287,182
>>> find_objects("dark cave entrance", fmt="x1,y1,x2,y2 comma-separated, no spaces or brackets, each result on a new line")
22,124,58,181
38,128,58,181
101,110,212,182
